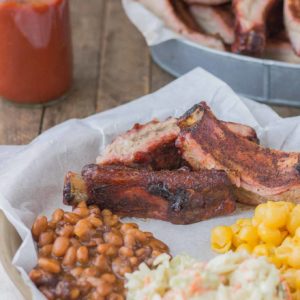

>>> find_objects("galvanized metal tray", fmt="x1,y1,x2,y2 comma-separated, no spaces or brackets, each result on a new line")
150,39,300,107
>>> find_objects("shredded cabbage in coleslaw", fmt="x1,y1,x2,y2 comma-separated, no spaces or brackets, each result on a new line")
125,252,288,300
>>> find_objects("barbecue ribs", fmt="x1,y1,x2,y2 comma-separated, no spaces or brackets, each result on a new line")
176,102,300,205
189,4,235,44
232,0,278,54
97,117,258,170
136,0,225,50
184,0,231,5
284,0,300,56
63,164,236,225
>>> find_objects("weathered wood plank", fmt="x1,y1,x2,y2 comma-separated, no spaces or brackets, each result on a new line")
41,0,105,132
96,0,150,112
150,61,174,92
0,101,42,145
1,0,300,145
271,106,300,118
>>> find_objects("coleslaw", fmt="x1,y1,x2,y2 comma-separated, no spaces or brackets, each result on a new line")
125,252,289,300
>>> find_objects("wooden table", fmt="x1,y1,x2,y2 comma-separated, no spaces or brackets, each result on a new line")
1,0,300,145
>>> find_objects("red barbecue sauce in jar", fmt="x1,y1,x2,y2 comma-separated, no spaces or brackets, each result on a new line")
0,0,72,104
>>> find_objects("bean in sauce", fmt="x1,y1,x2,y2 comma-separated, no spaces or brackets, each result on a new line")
29,202,169,299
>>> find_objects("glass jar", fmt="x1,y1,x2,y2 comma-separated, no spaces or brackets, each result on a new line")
0,0,73,105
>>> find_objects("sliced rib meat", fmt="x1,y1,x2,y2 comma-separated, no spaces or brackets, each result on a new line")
189,4,235,44
97,117,258,170
135,0,225,50
232,0,278,54
184,0,231,5
97,118,182,170
284,0,300,56
176,102,300,205
63,164,236,225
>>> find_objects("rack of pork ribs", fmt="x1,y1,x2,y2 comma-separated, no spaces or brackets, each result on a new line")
63,102,300,225
134,0,300,60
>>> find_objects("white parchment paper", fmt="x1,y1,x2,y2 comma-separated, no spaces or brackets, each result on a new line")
122,0,182,46
0,68,300,299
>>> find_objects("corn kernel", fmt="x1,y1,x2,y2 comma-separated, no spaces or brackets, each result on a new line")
268,255,282,268
253,203,267,226
211,226,233,254
238,225,259,246
262,201,289,229
275,245,292,262
287,205,300,235
257,223,283,246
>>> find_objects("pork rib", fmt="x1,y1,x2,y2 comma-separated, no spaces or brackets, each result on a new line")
189,4,235,44
97,117,258,170
232,0,278,54
176,102,300,205
284,0,300,56
184,0,231,5
97,118,182,170
63,164,236,225
135,0,225,50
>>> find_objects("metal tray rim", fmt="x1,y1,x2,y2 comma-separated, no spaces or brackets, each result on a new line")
150,39,300,108
173,38,300,70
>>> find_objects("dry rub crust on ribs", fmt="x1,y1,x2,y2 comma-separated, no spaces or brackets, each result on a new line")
135,0,225,50
176,102,300,205
97,117,259,170
284,0,300,55
63,164,236,225
232,0,278,54
189,4,235,44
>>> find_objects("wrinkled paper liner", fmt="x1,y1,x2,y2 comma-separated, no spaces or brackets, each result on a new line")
1,68,300,298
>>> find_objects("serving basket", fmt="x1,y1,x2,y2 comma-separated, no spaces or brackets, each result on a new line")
0,211,31,299
150,39,300,107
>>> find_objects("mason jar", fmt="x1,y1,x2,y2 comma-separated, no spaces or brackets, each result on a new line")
0,0,73,105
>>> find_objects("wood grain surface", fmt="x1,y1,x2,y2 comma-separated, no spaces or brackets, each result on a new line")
0,0,299,145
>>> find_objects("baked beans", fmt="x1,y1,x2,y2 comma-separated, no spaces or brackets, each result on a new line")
29,202,169,299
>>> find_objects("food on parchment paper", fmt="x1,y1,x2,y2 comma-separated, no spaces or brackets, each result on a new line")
176,102,300,205
135,0,225,50
284,0,300,56
67,101,299,225
97,117,258,170
126,252,291,300
210,201,300,299
29,202,169,299
135,0,300,60
63,164,236,225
